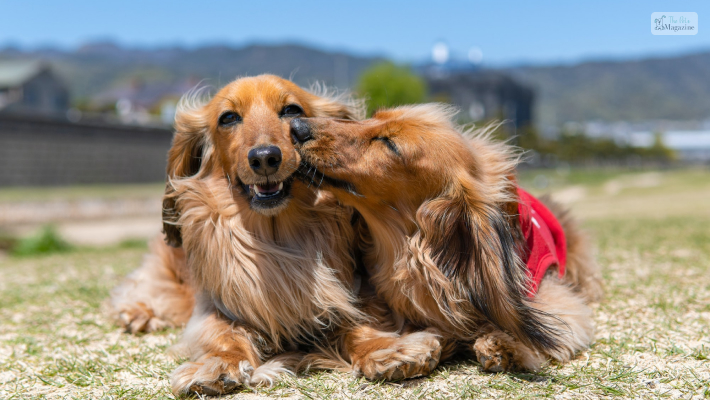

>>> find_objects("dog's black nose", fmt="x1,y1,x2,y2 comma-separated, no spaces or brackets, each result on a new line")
248,146,282,176
290,118,312,144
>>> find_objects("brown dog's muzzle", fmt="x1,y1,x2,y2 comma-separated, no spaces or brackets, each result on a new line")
290,117,363,197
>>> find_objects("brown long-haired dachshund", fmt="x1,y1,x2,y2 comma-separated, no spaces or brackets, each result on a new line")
111,76,442,396
292,104,603,373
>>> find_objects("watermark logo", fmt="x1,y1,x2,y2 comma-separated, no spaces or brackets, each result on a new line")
652,12,698,35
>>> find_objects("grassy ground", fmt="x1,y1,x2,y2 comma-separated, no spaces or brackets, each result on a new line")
1,168,709,399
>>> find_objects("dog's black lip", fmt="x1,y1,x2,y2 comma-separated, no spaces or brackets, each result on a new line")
295,161,361,197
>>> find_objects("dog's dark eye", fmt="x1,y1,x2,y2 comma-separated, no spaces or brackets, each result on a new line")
218,112,241,126
374,137,400,156
280,104,304,118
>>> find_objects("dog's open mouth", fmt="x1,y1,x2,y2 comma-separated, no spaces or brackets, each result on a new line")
240,178,294,213
295,161,361,197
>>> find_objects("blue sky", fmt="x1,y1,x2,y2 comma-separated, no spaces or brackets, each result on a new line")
1,0,708,65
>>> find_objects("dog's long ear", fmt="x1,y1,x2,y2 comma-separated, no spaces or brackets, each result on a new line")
162,103,208,247
416,176,560,352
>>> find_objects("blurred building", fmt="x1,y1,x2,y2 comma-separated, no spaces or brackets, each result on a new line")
417,43,533,131
424,70,534,130
0,60,70,117
0,60,174,186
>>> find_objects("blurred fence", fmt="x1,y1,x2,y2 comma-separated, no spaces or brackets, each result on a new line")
0,115,172,186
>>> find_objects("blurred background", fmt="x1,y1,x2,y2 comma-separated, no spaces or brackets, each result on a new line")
0,0,709,253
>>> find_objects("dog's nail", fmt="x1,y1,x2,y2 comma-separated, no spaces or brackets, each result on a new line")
190,383,221,396
201,385,222,396
487,364,504,373
222,375,239,392
390,368,405,381
428,358,438,371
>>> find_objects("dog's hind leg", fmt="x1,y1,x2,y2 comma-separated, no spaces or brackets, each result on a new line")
539,195,603,302
473,276,594,372
473,324,544,372
110,236,195,333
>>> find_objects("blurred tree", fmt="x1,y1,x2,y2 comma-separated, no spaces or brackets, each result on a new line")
645,132,677,161
357,62,427,116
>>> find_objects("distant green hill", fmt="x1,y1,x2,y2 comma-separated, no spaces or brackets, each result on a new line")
2,42,708,127
506,51,710,127
0,42,384,101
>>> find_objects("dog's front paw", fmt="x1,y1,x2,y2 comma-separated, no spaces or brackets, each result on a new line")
473,330,543,372
117,302,168,334
171,353,254,396
354,330,442,381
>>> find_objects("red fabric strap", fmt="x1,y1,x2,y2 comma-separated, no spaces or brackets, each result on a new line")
517,188,567,296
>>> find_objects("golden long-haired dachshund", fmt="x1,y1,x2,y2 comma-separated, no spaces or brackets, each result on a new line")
111,76,442,396
292,104,603,373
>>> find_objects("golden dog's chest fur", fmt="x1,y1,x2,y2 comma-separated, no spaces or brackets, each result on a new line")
172,174,363,352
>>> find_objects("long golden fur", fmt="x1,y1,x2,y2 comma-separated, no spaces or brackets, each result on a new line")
110,76,443,396
110,237,194,333
292,104,603,373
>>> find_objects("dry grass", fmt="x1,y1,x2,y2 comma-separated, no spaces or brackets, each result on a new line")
1,168,709,399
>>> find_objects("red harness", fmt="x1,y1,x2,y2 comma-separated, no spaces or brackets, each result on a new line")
517,188,567,296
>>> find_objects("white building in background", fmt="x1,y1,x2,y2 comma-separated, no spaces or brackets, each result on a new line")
578,120,710,162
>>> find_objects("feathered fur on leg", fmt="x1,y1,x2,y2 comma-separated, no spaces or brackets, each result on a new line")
110,236,194,333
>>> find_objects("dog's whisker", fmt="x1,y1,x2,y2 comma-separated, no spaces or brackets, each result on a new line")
311,165,319,181
223,169,233,188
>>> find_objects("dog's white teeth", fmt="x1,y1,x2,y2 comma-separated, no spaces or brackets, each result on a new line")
255,190,281,198
252,182,283,198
